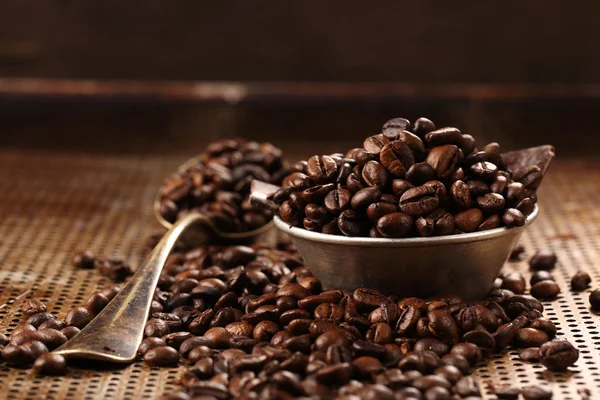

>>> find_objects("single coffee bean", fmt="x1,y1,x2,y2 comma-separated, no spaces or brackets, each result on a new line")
301,184,335,204
462,329,495,351
391,179,414,197
38,319,66,331
366,202,398,222
571,271,591,291
516,197,534,216
139,337,167,355
415,216,434,236
338,209,367,237
315,362,353,385
529,250,557,270
489,175,508,194
427,310,459,345
2,344,35,366
413,338,449,357
467,180,490,197
450,180,471,209
399,186,439,217
362,160,390,188
427,146,460,183
470,161,498,181
476,193,505,214
374,212,412,238
323,188,351,215
516,328,549,347
519,347,541,362
363,134,390,154
479,214,501,231
590,289,600,310
60,326,80,340
530,318,557,338
502,208,526,227
413,117,435,138
35,328,68,350
424,127,462,147
539,338,579,371
501,272,526,294
455,376,481,397
351,186,382,211
380,141,414,177
144,346,180,367
522,385,553,400
450,343,482,366
22,300,47,319
27,312,55,328
85,292,110,315
382,117,412,136
306,155,338,184
454,208,484,233
530,280,561,299
405,162,436,186
32,353,67,375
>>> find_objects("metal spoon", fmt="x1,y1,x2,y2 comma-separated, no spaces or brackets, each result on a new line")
53,155,279,363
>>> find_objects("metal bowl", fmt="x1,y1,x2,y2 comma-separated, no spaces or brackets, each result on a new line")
275,205,538,300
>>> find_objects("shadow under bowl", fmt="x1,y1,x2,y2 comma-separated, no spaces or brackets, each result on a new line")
275,205,538,300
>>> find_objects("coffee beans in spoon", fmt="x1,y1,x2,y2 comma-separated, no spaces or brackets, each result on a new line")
275,117,542,237
159,139,289,233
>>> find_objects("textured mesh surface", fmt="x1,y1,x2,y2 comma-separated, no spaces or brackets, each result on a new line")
0,150,599,399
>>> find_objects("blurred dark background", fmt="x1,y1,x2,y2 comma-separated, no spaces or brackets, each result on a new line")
1,1,599,159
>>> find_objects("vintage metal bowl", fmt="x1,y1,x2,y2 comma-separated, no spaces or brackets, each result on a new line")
274,205,538,300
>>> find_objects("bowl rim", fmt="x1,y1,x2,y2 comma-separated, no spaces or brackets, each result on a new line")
275,205,538,247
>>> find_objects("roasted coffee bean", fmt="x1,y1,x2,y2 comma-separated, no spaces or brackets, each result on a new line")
530,318,556,338
380,141,414,177
203,327,231,349
529,250,557,270
253,321,279,342
425,145,459,179
362,160,390,188
139,337,167,355
38,319,66,331
450,180,471,209
315,362,353,385
22,300,47,319
406,162,436,186
516,197,534,216
27,312,55,328
516,328,549,347
32,353,67,375
413,338,449,357
306,155,338,184
376,212,414,238
396,305,421,336
450,343,482,366
571,271,591,291
530,270,554,286
413,117,435,138
427,310,459,345
476,193,505,214
412,374,451,391
2,344,36,366
454,208,484,233
530,280,560,299
301,183,335,204
502,208,526,227
467,180,490,197
501,272,526,294
522,385,553,400
440,353,470,374
514,165,543,189
338,209,367,237
60,326,80,340
539,338,579,371
590,289,600,310
424,127,462,146
470,161,498,181
462,329,495,351
71,250,95,269
399,186,439,217
479,214,501,230
363,134,391,154
144,346,180,367
352,356,385,379
35,328,68,350
490,175,508,194
391,179,414,197
323,188,351,215
493,322,518,349
365,323,393,345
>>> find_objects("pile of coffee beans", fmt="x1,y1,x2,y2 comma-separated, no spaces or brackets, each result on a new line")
2,241,594,398
71,250,133,282
158,139,288,233
275,117,541,237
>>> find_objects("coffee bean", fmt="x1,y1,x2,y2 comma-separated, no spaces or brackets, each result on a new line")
502,208,526,227
35,328,68,350
382,117,412,136
376,212,414,238
501,272,526,294
571,271,591,291
467,180,490,197
306,155,338,184
323,188,351,215
450,343,482,366
427,310,459,345
406,162,436,186
590,289,600,310
455,376,481,397
531,270,554,286
519,347,541,362
32,353,67,375
414,338,449,357
522,385,553,400
144,346,180,367
440,353,470,374
60,326,80,340
424,127,462,147
513,165,543,190
454,208,484,233
314,330,350,351
450,180,471,209
476,193,505,214
539,338,579,371
380,141,414,177
399,186,439,217
479,214,501,231
516,328,549,347
530,280,560,299
462,329,495,351
26,312,55,328
529,250,557,270
337,209,367,237
139,337,167,355
2,344,35,366
21,300,47,319
363,134,391,154
470,161,498,181
425,145,459,179
315,362,353,385
362,160,390,188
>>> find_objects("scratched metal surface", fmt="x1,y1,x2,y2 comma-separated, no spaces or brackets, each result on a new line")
0,150,599,399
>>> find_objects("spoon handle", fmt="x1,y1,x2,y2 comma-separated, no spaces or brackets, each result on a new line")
53,212,213,362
